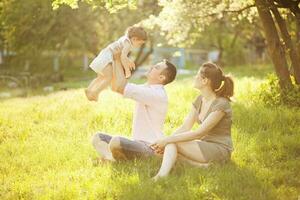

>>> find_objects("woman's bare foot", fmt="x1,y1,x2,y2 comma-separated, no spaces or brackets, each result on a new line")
151,174,165,182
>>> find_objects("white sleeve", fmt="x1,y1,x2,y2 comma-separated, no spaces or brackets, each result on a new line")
123,83,166,106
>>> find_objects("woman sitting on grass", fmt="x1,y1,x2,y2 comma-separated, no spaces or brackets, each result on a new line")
151,62,234,180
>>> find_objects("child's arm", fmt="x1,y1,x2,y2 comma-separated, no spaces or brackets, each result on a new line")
121,41,135,71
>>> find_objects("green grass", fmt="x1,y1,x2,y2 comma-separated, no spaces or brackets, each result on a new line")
0,65,299,200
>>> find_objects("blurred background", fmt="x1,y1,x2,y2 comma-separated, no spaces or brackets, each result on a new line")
1,2,300,199
0,0,299,100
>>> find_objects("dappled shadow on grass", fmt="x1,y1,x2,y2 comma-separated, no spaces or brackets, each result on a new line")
88,100,300,200
92,157,276,200
232,102,300,199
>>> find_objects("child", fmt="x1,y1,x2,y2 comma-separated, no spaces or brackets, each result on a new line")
85,26,147,101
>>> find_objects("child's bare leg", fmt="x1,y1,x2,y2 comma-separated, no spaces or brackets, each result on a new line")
85,64,113,101
92,76,111,101
85,76,103,101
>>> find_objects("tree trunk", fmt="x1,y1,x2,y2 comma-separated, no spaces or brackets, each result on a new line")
270,1,300,84
282,0,300,66
292,12,300,59
255,0,292,88
295,15,300,55
230,29,240,49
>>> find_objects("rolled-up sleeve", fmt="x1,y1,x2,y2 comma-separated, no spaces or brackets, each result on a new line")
123,83,165,105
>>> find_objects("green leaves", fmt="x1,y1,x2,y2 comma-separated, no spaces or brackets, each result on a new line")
146,0,257,47
52,0,79,9
52,0,138,12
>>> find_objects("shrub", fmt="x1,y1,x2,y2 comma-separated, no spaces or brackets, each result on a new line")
255,74,300,107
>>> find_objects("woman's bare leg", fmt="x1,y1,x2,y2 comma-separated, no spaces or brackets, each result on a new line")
177,154,210,168
153,144,177,181
153,141,208,180
175,141,208,163
85,64,113,101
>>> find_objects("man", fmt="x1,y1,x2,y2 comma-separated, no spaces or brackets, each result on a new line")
91,49,177,161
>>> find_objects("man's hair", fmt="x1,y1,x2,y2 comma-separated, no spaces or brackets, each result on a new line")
161,60,177,85
126,26,148,41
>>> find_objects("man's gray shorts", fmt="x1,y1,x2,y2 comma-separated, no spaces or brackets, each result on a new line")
96,132,155,159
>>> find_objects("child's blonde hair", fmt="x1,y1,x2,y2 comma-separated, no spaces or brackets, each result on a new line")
126,26,147,41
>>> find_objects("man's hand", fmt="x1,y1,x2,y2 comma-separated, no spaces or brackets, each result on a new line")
150,144,164,155
151,137,168,155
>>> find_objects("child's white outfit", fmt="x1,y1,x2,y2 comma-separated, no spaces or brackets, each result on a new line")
89,35,133,74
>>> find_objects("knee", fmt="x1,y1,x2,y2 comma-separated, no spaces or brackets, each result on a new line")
109,136,121,151
91,133,101,147
91,133,108,147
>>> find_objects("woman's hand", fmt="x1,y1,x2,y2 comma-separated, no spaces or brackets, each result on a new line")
153,138,168,148
153,147,164,155
151,137,169,154
151,144,164,155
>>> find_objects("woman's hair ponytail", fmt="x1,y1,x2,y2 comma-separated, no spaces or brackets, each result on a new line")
200,62,234,100
215,75,234,100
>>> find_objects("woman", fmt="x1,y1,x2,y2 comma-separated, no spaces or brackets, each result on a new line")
151,62,234,180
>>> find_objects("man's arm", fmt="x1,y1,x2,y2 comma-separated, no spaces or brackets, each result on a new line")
111,47,165,106
111,49,127,94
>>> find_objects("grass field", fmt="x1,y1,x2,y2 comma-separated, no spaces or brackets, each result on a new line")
0,65,300,200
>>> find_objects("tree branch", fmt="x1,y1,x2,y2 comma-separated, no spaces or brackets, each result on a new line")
224,4,256,13
195,4,255,19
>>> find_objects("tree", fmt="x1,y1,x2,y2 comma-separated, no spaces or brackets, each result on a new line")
1,0,107,70
255,0,292,88
1,0,159,72
138,0,299,88
30,0,300,89
269,0,300,84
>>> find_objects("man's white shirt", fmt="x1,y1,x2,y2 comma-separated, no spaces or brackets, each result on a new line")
123,83,168,144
